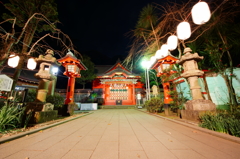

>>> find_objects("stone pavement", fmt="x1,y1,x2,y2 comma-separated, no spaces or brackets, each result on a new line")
0,109,240,159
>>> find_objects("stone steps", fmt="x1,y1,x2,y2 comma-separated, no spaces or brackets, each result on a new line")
99,105,136,109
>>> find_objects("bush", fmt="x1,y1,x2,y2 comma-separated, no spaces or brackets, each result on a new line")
24,89,37,102
199,111,240,137
0,104,24,131
144,98,163,113
46,93,64,110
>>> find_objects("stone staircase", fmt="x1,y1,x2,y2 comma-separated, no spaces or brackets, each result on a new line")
99,105,136,109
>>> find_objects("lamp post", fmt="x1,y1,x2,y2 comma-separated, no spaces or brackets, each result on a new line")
141,60,151,101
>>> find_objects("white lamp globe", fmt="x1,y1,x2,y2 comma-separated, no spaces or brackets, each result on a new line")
177,21,191,40
161,44,169,57
146,60,152,69
155,49,162,59
8,54,19,68
141,60,148,69
167,35,178,51
27,58,37,70
191,2,211,25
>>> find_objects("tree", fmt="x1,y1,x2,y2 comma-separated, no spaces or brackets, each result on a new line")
75,55,96,89
186,2,240,111
2,0,58,90
1,0,81,91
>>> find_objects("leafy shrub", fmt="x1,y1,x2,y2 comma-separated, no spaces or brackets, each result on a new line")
144,98,164,113
0,104,24,131
25,89,37,102
46,93,64,110
199,111,240,137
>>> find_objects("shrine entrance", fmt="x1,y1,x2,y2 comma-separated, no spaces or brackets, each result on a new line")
93,61,144,105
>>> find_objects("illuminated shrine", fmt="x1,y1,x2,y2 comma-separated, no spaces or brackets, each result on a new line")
93,61,144,105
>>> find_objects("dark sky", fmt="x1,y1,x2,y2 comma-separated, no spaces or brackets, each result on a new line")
57,0,162,65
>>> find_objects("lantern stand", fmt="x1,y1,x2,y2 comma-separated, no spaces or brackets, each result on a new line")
176,48,216,121
151,53,179,116
25,49,61,124
58,50,87,116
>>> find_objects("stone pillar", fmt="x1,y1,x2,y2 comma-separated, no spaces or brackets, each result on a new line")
177,48,216,121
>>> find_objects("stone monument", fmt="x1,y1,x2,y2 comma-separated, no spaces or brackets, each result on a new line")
177,47,216,121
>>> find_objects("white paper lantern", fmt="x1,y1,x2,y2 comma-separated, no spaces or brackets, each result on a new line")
191,2,211,25
167,35,178,51
161,44,169,57
8,54,19,68
149,56,156,67
155,49,162,59
177,21,191,40
27,58,37,70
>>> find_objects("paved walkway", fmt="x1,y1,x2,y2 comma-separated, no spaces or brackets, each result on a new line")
1,109,240,159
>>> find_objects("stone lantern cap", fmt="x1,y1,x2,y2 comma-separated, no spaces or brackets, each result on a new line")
35,49,60,66
177,47,204,65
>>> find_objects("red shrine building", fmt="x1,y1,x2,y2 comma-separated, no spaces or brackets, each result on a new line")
93,61,144,105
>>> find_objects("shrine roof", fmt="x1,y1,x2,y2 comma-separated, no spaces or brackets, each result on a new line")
95,61,140,78
1,67,39,84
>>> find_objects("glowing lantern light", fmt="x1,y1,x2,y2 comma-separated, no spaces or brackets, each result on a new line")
8,54,19,68
177,21,191,40
167,35,178,51
27,58,37,70
150,56,156,67
155,49,162,59
161,44,169,57
52,67,58,75
191,2,211,25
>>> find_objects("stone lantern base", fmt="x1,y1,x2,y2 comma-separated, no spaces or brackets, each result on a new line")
181,99,216,121
25,102,58,124
62,103,78,116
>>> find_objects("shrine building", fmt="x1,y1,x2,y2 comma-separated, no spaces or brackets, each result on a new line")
93,61,144,105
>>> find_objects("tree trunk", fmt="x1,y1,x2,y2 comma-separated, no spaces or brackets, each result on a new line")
11,22,38,91
203,75,212,101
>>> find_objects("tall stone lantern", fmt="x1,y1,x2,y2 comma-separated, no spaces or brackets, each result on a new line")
151,54,179,115
58,50,87,116
26,49,61,123
34,49,61,102
177,48,216,121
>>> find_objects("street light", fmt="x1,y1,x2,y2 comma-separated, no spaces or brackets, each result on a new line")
142,60,150,101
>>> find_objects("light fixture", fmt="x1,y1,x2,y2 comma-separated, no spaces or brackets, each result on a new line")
155,49,162,59
8,54,20,68
191,1,211,25
161,44,169,57
177,21,191,40
52,67,58,75
27,58,37,70
150,56,156,67
167,35,178,51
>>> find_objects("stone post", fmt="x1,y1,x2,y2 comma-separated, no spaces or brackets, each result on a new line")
177,48,216,121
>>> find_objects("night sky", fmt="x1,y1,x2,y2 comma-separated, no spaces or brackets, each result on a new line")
57,0,162,65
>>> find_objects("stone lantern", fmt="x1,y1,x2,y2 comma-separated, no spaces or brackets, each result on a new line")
26,49,61,123
151,53,179,115
177,47,216,121
58,50,87,116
